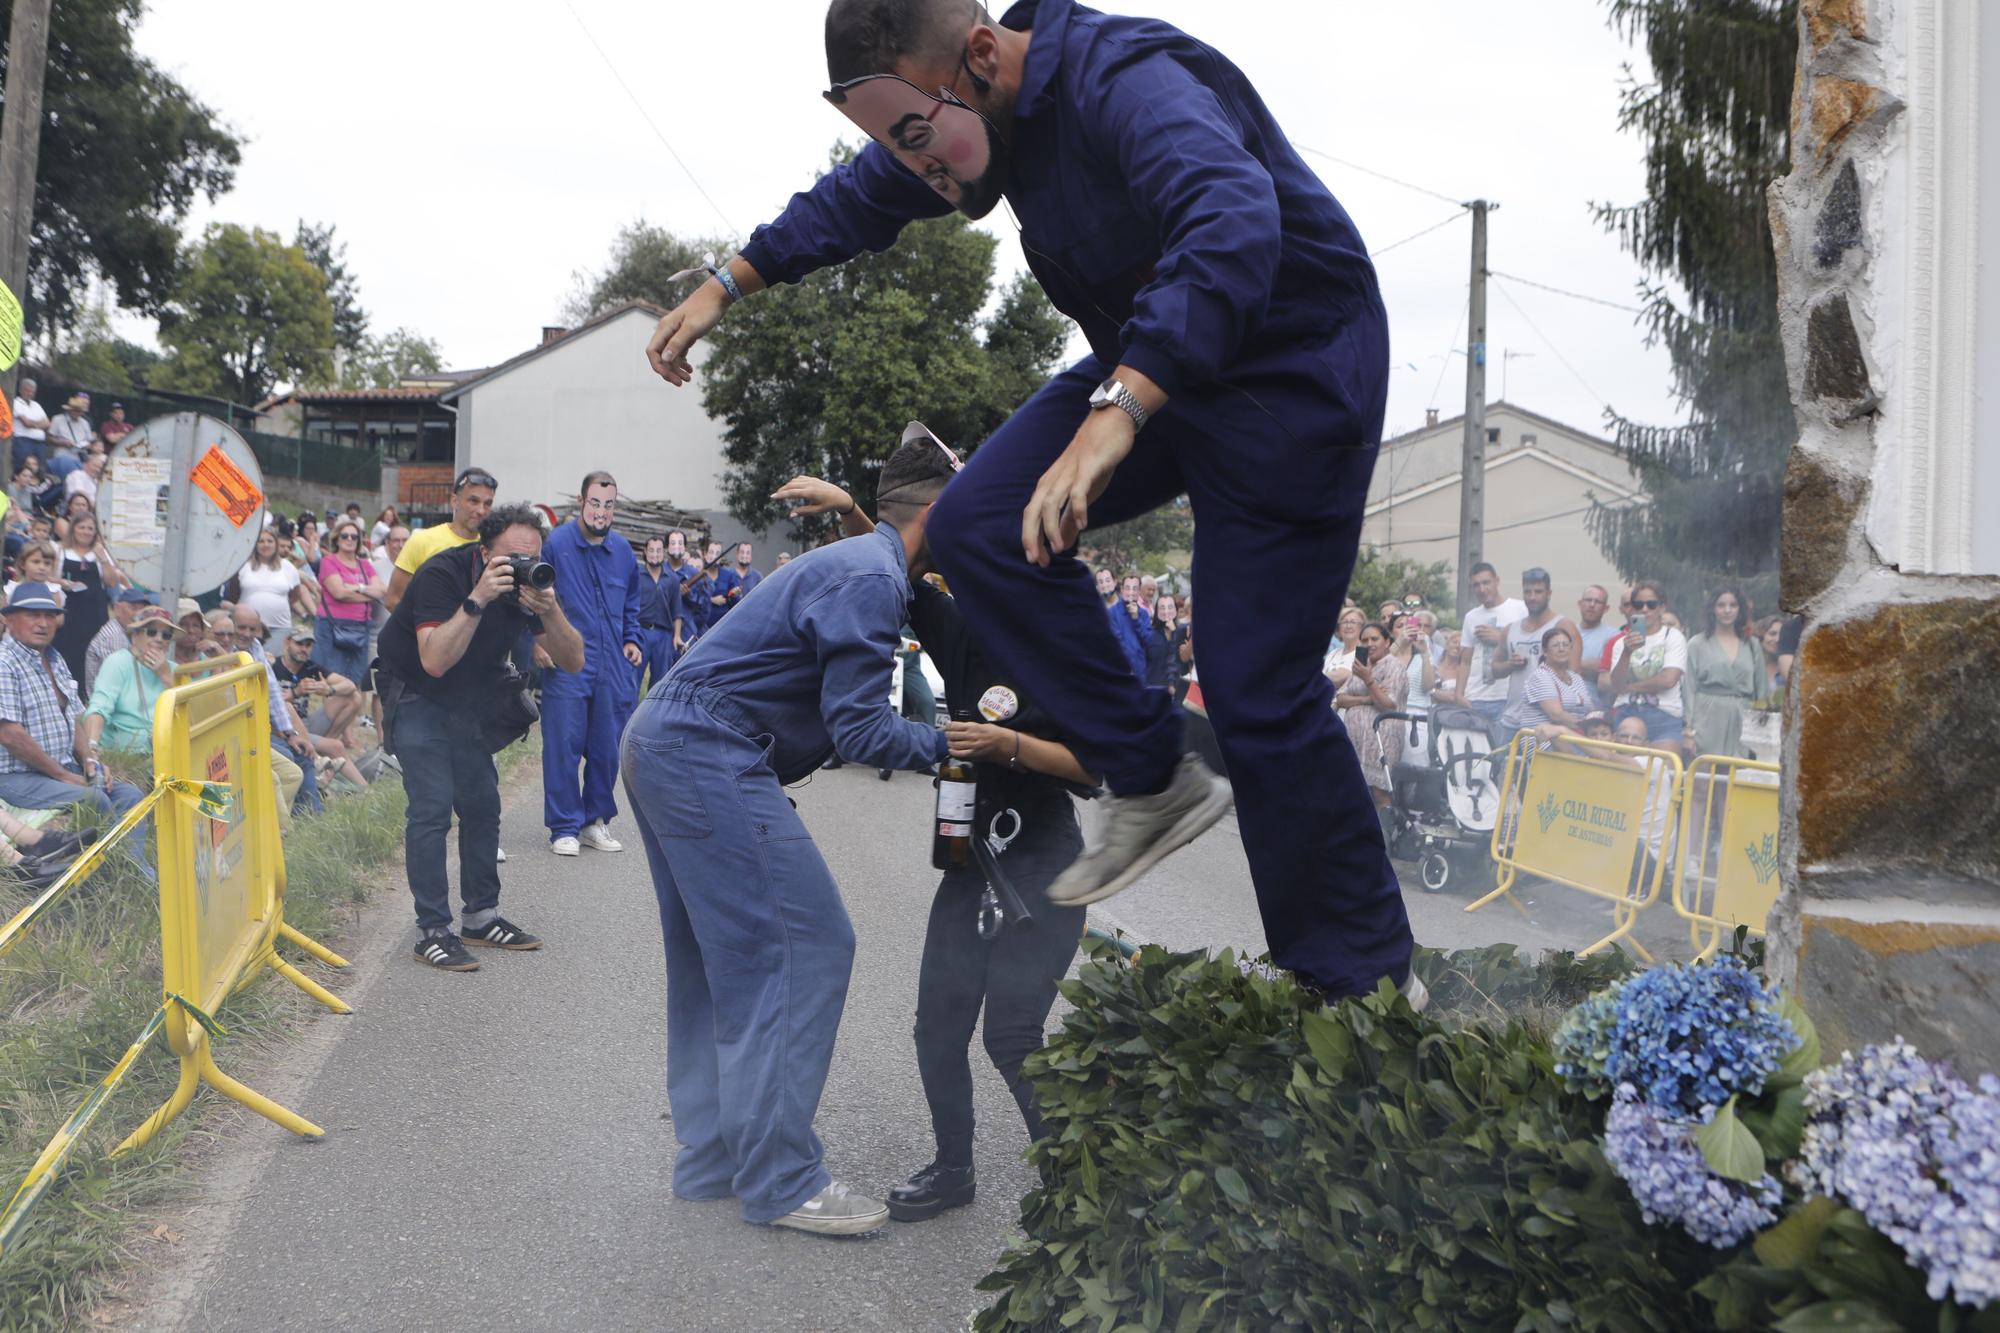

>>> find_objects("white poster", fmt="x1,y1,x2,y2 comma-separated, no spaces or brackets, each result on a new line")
108,457,172,550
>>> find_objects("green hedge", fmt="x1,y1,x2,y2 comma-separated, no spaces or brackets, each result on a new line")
976,943,1723,1333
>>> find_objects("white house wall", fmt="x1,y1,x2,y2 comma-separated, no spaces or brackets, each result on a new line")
459,310,728,511
1362,451,1634,616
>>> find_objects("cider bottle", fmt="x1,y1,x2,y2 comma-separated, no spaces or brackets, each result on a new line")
933,710,978,870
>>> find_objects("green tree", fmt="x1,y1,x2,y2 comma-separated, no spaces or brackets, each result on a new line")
1086,503,1194,582
564,222,736,322
338,327,445,389
1346,546,1455,621
1,0,240,338
155,224,333,405
1587,0,1798,620
295,221,369,355
48,301,161,392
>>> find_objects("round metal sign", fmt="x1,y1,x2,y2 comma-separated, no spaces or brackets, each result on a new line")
99,414,268,594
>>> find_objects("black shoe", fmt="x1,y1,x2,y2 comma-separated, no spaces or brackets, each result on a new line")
415,931,479,971
886,1160,976,1222
25,828,91,864
822,755,845,770
460,917,542,950
877,767,893,781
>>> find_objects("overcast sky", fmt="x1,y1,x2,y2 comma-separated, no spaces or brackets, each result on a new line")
126,0,1682,443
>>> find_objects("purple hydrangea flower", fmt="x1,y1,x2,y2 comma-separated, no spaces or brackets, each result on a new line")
1603,1089,1782,1248
1796,1040,2000,1307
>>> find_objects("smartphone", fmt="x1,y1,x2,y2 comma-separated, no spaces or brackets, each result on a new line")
1628,615,1648,636
1354,644,1371,667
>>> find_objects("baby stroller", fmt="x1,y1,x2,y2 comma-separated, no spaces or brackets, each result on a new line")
1374,706,1504,894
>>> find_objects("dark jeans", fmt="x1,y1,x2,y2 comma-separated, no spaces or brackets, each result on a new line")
396,693,501,933
925,323,1415,998
913,803,1085,1161
271,733,322,815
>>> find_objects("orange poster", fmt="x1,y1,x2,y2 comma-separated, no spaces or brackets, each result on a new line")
190,446,263,527
0,395,11,439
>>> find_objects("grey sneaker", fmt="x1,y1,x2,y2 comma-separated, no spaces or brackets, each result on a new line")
770,1181,890,1237
1047,755,1234,908
1401,970,1430,1014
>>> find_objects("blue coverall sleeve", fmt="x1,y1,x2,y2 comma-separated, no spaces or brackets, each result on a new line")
738,142,955,287
1086,54,1284,395
621,547,644,649
799,575,947,770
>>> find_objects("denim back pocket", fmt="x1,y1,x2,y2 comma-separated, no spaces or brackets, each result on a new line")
624,733,712,838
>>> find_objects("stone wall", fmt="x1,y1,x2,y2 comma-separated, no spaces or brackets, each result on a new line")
1768,0,2000,1071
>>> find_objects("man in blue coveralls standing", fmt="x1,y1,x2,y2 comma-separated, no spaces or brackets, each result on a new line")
644,0,1418,1003
620,436,954,1236
541,470,644,857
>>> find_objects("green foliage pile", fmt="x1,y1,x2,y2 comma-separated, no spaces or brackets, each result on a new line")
976,943,1715,1332
0,779,407,1331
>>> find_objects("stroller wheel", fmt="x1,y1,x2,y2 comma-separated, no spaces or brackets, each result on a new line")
1419,850,1452,894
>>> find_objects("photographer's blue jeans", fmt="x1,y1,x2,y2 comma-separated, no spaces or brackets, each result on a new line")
396,693,501,934
271,734,322,815
621,691,853,1224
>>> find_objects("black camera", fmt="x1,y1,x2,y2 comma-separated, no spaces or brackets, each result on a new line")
502,555,555,601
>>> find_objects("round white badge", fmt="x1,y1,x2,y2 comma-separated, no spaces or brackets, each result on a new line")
978,685,1019,722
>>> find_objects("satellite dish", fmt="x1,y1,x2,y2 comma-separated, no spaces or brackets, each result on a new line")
99,414,269,596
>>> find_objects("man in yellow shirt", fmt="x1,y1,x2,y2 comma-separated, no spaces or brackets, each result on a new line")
385,469,497,611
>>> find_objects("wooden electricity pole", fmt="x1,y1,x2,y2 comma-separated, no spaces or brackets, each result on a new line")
0,0,54,479
1454,199,1492,615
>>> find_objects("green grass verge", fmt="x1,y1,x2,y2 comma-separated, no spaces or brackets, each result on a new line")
0,780,409,1329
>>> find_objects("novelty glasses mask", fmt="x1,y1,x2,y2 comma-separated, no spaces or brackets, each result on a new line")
823,74,1006,218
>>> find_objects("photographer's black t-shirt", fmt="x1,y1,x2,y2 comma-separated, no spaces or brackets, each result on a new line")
378,543,541,708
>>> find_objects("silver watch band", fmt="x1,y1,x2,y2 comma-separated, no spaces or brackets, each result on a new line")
1098,379,1149,430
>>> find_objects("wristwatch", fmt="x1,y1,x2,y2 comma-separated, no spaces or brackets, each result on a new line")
461,596,485,618
1088,377,1150,431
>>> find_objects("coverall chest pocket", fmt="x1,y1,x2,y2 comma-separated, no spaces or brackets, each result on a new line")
626,734,712,838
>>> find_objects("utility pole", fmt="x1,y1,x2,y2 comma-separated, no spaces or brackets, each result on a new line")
0,0,54,480
1454,199,1492,615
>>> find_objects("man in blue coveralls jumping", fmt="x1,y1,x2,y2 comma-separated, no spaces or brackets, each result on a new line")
645,0,1418,1004
619,435,954,1237
541,470,644,857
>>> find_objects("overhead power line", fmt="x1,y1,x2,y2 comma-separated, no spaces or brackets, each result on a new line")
558,0,739,238
1369,209,1466,260
1292,144,1466,208
1488,270,1646,315
1491,279,1611,413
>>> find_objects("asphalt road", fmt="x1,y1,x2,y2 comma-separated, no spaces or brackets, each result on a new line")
132,761,1692,1333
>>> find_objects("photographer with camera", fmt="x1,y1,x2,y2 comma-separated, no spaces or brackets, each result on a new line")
378,503,584,972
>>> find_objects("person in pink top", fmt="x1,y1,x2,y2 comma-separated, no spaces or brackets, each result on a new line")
313,521,385,684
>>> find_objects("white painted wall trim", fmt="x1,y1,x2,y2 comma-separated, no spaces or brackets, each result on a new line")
1887,0,1986,574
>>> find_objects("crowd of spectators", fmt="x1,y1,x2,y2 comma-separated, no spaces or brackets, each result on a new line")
0,389,405,885
1316,559,1798,808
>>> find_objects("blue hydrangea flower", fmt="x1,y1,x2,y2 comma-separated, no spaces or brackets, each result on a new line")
1552,955,1798,1116
1796,1039,2000,1308
1603,1089,1782,1248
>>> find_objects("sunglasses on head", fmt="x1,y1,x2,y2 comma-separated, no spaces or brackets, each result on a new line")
1633,598,1662,610
902,420,963,473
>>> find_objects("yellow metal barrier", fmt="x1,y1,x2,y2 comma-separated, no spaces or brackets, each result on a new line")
1672,753,1783,960
1466,730,1685,959
0,656,350,1259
